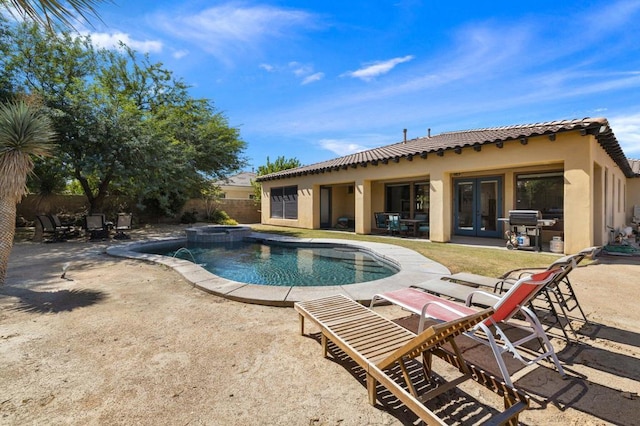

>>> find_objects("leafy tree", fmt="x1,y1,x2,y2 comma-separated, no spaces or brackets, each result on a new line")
5,23,247,215
251,156,301,203
0,99,55,284
0,17,15,103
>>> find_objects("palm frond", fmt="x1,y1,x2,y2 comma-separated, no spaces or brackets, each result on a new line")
6,0,109,29
0,100,56,200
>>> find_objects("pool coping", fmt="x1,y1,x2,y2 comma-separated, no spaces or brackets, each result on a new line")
106,232,450,307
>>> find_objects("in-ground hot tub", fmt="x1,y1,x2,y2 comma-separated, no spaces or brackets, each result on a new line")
185,225,252,243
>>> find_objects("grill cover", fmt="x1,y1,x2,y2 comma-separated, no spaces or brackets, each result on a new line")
509,210,542,226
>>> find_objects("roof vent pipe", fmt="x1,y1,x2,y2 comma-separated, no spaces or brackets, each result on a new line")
428,128,431,138
403,128,407,143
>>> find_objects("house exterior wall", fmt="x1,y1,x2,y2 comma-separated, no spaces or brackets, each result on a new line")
628,178,640,224
333,185,355,225
259,129,635,254
219,186,254,199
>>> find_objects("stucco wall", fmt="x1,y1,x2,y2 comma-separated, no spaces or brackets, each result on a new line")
17,195,260,226
628,178,640,224
259,130,636,253
220,187,254,200
180,199,261,224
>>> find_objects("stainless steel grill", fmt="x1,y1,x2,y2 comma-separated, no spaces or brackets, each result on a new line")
508,210,542,226
502,210,545,251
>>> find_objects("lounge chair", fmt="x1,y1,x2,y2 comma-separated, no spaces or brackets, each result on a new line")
440,246,600,341
295,294,529,425
370,269,568,387
114,213,132,240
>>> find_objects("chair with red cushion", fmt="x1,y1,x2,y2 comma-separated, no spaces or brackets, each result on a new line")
371,268,567,386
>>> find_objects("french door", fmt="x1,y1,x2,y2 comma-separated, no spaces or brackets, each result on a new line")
454,177,503,237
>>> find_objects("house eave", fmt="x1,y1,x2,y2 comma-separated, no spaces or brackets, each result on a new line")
255,117,636,182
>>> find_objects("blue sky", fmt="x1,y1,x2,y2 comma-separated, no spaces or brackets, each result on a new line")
80,0,640,170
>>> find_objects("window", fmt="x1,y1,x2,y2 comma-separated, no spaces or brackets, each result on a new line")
385,184,410,217
414,182,429,215
385,181,430,219
516,172,563,220
270,186,298,219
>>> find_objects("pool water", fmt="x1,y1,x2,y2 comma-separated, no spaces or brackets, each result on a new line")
147,240,398,286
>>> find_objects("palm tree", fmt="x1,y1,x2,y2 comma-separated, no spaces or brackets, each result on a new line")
0,100,55,284
1,0,107,29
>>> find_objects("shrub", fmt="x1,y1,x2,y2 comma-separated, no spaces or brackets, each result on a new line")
180,210,198,224
209,209,237,225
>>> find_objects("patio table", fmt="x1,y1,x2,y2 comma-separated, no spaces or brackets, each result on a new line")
400,219,427,237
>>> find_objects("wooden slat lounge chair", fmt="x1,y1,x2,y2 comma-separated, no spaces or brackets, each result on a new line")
295,294,529,425
371,269,568,387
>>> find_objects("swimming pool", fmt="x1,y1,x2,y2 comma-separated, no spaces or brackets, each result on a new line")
140,239,398,286
106,229,450,306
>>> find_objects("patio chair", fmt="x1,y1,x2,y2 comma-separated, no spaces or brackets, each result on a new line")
370,268,568,387
295,294,528,424
374,212,388,233
387,213,408,236
85,214,109,241
414,213,429,237
50,214,79,238
35,214,71,242
441,246,600,341
114,213,132,240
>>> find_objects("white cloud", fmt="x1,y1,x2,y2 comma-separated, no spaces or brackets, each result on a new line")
173,49,189,59
609,113,640,158
318,134,396,156
153,4,315,66
85,31,163,53
258,61,323,84
302,72,324,85
289,61,312,76
319,139,370,156
343,55,414,81
583,0,640,34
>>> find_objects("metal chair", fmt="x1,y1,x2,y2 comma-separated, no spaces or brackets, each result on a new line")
85,214,109,240
114,213,132,240
371,268,568,387
387,213,408,236
35,214,70,242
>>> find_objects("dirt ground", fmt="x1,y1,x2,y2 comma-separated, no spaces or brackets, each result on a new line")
1,225,639,425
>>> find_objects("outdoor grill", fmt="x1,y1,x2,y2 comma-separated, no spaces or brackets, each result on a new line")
501,210,552,251
508,210,542,226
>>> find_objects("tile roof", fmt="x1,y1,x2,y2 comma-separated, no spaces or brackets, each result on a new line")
216,171,256,187
256,117,638,181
